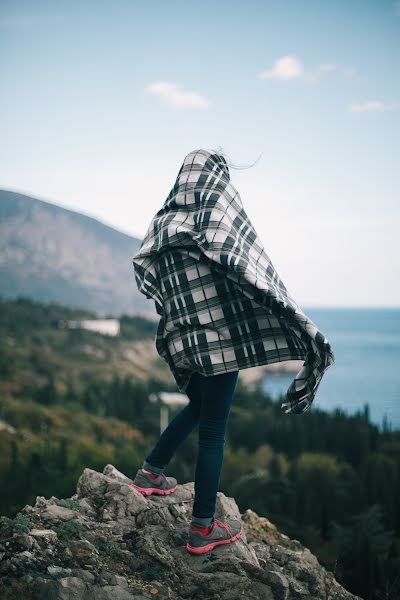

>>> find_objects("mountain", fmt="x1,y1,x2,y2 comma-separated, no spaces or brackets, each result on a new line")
0,189,155,317
0,464,362,600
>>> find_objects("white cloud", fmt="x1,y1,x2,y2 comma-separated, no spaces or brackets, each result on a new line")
258,55,353,83
258,55,313,81
342,67,356,79
145,81,210,109
348,100,400,113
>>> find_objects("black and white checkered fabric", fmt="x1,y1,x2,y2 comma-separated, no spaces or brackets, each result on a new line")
132,148,335,414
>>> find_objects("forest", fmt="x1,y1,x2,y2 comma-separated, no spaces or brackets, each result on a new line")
1,296,399,600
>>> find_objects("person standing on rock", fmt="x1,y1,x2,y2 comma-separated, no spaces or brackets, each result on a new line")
131,148,335,554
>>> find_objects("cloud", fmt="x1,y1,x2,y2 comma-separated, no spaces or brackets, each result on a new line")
348,100,400,113
258,55,313,81
258,55,355,83
145,81,210,109
342,67,356,79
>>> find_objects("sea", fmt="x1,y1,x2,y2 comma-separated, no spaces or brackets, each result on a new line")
261,308,400,432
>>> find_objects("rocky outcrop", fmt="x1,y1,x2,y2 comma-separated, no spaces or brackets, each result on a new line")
0,464,362,600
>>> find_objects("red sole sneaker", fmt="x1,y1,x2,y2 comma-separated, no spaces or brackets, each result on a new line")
186,526,243,554
130,483,178,496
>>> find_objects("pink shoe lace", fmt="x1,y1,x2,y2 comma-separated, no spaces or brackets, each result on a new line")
158,472,171,485
212,518,233,537
142,469,169,483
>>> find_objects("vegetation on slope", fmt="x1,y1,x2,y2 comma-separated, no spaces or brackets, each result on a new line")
1,296,399,599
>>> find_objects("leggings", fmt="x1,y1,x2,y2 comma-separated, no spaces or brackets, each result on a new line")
142,370,239,528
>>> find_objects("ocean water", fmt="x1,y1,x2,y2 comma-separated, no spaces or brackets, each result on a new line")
261,308,400,432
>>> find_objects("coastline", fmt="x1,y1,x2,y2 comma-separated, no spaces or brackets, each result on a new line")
238,360,303,391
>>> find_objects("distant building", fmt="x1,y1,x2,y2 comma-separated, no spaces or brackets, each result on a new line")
149,391,189,434
149,391,189,406
59,319,120,336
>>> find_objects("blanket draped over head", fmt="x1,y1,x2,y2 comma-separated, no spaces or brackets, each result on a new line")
132,148,335,414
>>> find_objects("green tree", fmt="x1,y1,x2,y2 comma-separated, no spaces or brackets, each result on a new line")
330,503,396,600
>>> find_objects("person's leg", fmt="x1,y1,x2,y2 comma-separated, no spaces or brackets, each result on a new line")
142,371,204,475
191,370,239,528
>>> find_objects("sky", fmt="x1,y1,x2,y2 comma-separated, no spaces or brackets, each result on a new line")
1,0,399,308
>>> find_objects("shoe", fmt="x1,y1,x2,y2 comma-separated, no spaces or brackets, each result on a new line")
130,469,178,496
186,518,243,554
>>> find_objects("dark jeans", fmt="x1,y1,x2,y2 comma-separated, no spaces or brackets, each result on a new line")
143,370,239,527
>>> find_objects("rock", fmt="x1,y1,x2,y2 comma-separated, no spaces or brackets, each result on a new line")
34,496,49,509
242,508,303,549
108,574,129,587
48,566,73,577
68,540,99,565
0,464,363,600
30,528,58,540
103,464,134,484
14,533,33,549
64,547,73,560
77,468,149,522
76,468,109,502
13,550,34,562
76,497,97,518
41,505,77,522
71,569,96,583
87,586,141,599
57,576,88,599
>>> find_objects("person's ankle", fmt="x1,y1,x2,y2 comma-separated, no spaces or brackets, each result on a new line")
190,518,214,535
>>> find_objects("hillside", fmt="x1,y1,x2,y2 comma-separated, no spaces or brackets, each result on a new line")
0,465,362,600
1,297,400,599
0,189,153,316
0,296,173,397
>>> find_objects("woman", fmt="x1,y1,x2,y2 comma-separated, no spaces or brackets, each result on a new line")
131,148,335,554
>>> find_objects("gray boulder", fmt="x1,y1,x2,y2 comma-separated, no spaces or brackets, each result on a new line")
0,464,363,600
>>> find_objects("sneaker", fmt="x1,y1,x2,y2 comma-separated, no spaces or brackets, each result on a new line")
130,469,178,496
186,518,243,554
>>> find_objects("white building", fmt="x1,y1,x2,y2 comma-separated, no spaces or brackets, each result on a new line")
149,391,189,433
149,391,189,406
60,319,120,336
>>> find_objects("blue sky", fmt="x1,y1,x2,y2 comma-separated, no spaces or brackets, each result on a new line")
1,0,399,307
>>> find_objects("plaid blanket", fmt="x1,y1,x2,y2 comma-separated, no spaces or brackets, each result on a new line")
132,148,335,414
